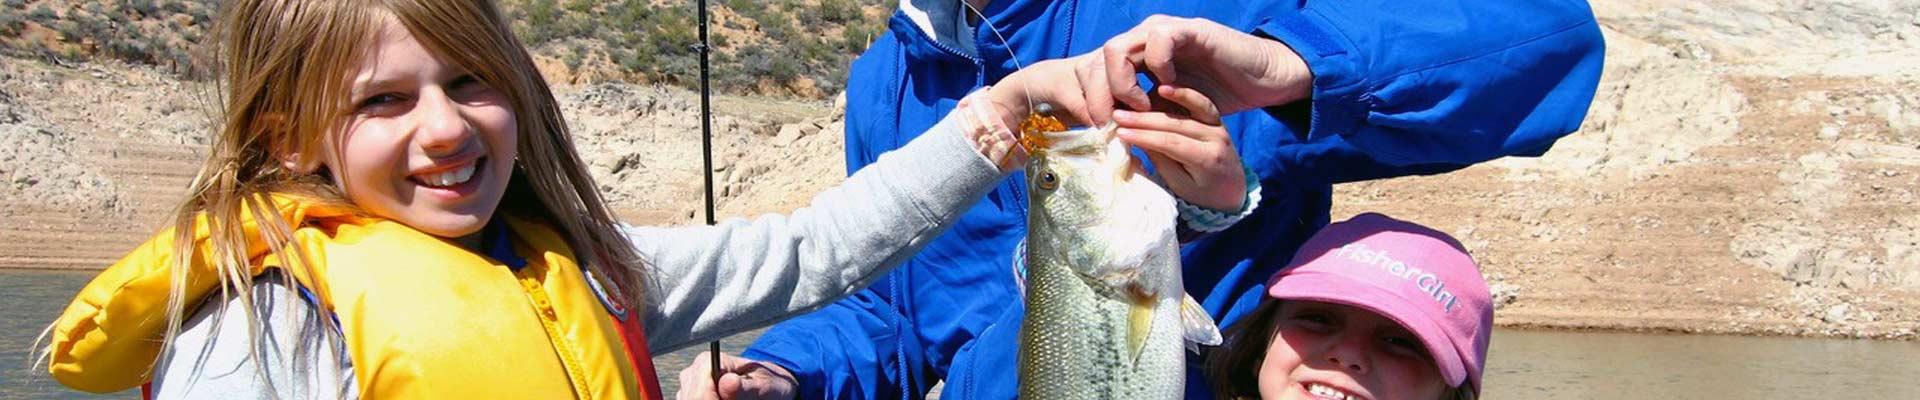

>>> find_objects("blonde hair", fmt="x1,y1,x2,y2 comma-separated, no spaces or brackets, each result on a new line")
38,0,650,385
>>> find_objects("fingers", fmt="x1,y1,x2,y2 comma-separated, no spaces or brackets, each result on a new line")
716,373,745,399
992,59,1093,127
1113,109,1215,142
1102,30,1152,112
1139,147,1194,188
1041,60,1095,127
675,352,719,400
1116,120,1234,184
1120,117,1249,211
671,352,799,400
1104,15,1212,114
729,363,793,400
677,352,774,400
1117,126,1209,167
1141,25,1181,87
1079,51,1116,125
1155,85,1221,125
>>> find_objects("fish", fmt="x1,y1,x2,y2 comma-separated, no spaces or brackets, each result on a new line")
1016,118,1223,399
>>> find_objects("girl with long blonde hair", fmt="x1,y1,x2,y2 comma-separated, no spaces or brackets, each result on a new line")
34,0,1242,398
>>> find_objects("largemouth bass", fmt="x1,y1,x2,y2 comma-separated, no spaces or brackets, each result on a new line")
1017,120,1222,399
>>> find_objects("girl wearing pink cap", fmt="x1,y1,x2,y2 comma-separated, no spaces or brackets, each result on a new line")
1204,213,1494,400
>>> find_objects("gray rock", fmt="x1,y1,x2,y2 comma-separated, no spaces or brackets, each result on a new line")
1785,248,1823,285
1488,282,1520,310
1822,303,1851,323
775,124,805,147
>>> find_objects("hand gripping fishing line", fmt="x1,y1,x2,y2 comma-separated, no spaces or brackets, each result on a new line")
960,0,1068,142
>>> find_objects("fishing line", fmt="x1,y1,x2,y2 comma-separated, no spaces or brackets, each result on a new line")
961,0,1035,113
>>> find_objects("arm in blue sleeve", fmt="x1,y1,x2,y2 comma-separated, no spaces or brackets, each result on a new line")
1248,103,1468,185
743,290,908,400
1254,0,1606,166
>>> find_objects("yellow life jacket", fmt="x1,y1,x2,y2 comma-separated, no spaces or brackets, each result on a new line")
46,195,665,399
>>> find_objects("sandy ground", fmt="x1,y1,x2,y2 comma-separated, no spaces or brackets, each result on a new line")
2,0,1917,339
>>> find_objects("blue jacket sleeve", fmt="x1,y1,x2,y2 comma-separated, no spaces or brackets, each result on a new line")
743,291,909,400
1252,0,1606,166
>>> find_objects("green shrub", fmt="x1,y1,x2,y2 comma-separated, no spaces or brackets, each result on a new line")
617,47,652,73
801,36,834,61
523,0,561,43
841,24,874,53
724,0,760,15
738,43,799,79
650,12,696,56
186,2,212,26
52,20,84,43
106,37,153,64
820,0,860,24
27,5,56,22
127,0,161,17
608,1,652,30
0,12,20,36
759,18,790,43
563,0,593,14
563,44,585,70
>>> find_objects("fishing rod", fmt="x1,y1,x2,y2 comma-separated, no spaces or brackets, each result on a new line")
694,0,722,395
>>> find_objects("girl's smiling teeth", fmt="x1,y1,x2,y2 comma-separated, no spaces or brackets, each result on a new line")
412,157,482,188
1306,382,1361,400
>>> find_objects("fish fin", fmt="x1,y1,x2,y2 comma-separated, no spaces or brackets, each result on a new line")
1127,294,1155,365
1180,294,1223,350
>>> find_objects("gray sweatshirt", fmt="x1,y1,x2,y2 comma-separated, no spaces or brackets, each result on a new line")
151,113,1001,398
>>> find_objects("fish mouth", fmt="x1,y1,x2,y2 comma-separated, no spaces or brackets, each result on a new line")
1017,109,1070,153
1025,123,1118,157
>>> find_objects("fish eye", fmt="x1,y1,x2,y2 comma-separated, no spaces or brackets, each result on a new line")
1037,170,1058,190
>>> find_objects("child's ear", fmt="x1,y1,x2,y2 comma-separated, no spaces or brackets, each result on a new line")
280,150,323,174
259,113,322,174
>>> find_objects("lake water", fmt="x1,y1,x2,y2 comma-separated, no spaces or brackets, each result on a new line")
5,269,1917,399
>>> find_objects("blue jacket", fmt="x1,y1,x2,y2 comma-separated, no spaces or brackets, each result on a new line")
744,1,1605,399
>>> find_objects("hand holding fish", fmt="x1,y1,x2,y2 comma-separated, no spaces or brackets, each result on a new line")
981,55,1110,129
1114,85,1248,212
1094,14,1313,119
978,53,1250,213
959,54,1121,172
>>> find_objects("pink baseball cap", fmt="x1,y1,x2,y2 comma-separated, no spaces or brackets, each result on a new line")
1265,213,1493,393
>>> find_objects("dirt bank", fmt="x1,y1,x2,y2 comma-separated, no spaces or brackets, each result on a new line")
2,0,1915,340
1333,0,1920,339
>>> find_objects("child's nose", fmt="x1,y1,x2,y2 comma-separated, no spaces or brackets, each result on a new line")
413,89,472,155
1323,333,1372,375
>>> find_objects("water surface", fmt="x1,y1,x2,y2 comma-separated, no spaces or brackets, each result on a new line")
2,270,126,399
1483,328,1920,399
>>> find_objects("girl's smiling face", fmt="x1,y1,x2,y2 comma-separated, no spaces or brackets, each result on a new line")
319,16,517,241
1259,301,1449,400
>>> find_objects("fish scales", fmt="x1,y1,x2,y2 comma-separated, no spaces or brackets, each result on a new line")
1017,121,1211,399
